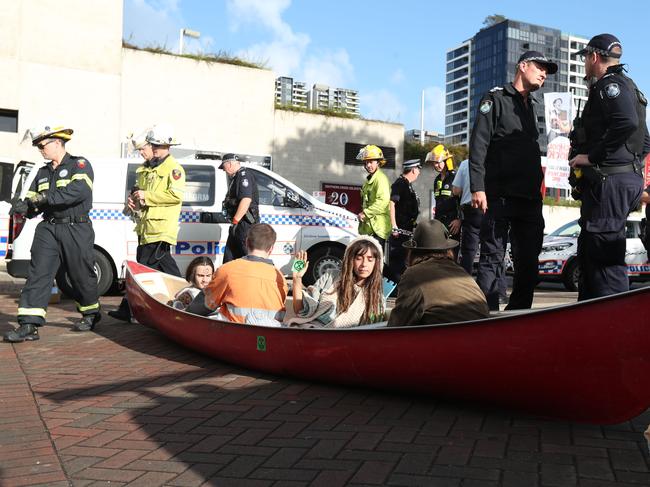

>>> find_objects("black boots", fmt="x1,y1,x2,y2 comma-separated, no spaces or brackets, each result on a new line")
3,324,40,342
108,299,132,322
72,313,101,332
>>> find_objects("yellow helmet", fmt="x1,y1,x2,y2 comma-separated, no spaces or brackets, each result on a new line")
426,144,454,170
30,125,73,146
356,144,386,166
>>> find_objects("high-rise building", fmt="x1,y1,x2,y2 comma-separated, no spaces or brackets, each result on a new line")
309,84,360,116
444,19,588,147
275,76,308,108
404,129,445,145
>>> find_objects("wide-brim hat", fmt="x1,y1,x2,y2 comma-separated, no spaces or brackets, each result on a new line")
403,219,459,250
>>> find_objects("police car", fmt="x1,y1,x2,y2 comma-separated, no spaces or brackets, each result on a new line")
537,216,649,291
7,156,359,295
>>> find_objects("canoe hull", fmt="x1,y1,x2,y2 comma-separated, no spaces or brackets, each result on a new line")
126,261,650,424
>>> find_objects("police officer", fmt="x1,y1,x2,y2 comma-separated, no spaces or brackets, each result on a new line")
108,125,185,322
388,158,421,281
469,51,558,310
428,144,461,250
220,153,259,263
570,34,650,300
4,126,101,342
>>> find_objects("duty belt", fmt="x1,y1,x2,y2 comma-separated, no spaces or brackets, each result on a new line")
46,215,90,224
596,162,637,175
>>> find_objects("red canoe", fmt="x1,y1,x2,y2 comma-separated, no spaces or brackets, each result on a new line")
125,260,650,424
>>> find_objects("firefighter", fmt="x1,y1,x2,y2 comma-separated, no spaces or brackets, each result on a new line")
4,125,101,342
428,144,461,250
220,153,259,263
357,144,391,249
570,34,649,299
109,125,185,322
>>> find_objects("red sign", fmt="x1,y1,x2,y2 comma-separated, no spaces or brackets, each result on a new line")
644,153,650,188
322,182,362,214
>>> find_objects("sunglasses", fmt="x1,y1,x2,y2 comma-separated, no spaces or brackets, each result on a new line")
36,140,56,150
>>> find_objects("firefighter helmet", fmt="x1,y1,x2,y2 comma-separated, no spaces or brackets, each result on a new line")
356,145,386,166
30,125,73,146
426,144,454,170
145,124,180,146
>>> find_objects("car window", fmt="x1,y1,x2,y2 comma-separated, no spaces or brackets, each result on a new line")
551,220,580,237
625,221,638,239
252,169,289,207
126,163,215,206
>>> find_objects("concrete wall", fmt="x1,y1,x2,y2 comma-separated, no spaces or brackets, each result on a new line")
120,49,276,157
0,0,123,162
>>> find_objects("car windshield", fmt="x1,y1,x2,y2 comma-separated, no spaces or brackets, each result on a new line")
549,220,580,238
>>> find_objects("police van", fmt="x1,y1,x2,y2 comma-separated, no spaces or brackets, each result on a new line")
7,156,359,295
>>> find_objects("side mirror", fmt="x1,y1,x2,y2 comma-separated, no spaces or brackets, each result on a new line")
199,212,230,224
284,190,302,208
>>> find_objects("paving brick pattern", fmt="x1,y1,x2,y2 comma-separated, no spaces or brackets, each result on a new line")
0,294,649,486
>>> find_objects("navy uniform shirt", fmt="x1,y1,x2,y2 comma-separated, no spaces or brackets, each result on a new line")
582,64,650,166
226,167,259,223
25,153,94,219
469,83,543,200
390,176,419,231
433,170,459,226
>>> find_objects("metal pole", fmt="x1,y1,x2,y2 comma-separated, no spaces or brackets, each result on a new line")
420,90,425,146
179,29,184,55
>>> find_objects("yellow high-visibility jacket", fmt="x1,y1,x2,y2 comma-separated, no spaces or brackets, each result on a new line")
135,155,185,245
359,168,391,239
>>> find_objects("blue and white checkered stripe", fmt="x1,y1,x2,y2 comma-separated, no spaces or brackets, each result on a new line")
88,209,200,223
0,235,6,257
261,214,352,228
87,209,351,227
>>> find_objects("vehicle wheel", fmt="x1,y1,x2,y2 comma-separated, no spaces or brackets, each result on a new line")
562,259,579,292
56,249,115,297
304,245,345,286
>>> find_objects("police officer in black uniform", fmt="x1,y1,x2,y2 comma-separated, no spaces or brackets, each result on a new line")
220,154,259,263
388,158,421,281
570,34,650,300
4,126,101,342
469,51,558,310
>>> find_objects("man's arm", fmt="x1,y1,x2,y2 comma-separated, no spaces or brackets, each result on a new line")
469,95,497,213
232,197,252,224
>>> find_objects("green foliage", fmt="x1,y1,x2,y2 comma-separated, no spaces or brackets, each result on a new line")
404,141,468,168
543,196,582,207
483,14,507,27
122,40,267,69
275,104,359,119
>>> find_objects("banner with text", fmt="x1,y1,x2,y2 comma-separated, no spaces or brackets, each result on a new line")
543,92,575,190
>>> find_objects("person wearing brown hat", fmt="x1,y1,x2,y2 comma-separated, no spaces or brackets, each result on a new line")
569,34,649,300
468,50,557,311
4,125,101,342
387,220,489,327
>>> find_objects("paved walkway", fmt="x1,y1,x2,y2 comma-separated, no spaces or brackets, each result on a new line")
1,294,649,487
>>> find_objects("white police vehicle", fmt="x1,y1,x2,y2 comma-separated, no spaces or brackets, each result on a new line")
7,156,358,295
537,216,649,291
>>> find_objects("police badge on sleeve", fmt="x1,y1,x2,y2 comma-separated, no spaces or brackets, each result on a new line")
479,100,493,114
604,83,620,99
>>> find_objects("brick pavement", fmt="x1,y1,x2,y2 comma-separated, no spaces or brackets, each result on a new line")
0,293,649,487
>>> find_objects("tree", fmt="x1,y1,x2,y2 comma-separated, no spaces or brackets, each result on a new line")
404,141,469,169
483,14,506,27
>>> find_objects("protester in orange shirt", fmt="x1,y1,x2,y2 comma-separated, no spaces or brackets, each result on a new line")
203,224,287,325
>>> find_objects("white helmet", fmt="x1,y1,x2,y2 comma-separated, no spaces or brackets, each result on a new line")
127,128,152,151
145,124,180,146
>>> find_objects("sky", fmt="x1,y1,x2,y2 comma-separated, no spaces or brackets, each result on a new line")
123,0,650,133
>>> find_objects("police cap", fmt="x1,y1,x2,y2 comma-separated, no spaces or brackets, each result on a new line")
403,159,422,170
576,33,622,59
219,153,239,169
517,51,558,74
